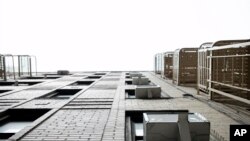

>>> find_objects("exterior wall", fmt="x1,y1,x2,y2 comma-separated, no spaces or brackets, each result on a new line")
0,71,249,141
20,109,110,141
0,72,126,141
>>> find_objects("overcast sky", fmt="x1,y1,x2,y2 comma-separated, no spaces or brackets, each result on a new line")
1,0,250,72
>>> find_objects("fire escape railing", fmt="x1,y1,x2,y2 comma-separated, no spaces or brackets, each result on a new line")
0,54,37,81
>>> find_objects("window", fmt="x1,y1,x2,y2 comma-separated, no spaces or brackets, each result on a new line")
0,81,42,86
125,86,162,99
94,73,106,75
0,82,15,86
0,109,50,139
40,89,81,99
20,76,60,79
0,121,32,133
0,90,11,94
133,123,143,140
71,75,86,77
125,80,132,85
70,81,94,86
126,75,131,78
86,75,102,79
18,81,42,86
126,110,210,141
126,111,145,141
125,89,135,98
126,110,185,141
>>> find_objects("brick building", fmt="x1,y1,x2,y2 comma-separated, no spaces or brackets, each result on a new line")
0,71,249,141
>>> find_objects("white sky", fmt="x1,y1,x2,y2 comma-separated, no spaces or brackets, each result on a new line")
1,0,250,72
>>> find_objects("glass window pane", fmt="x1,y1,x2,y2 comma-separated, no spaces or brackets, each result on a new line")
0,121,32,133
134,123,143,137
53,95,72,98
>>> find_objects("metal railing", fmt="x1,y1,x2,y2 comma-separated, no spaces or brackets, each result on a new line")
0,54,37,81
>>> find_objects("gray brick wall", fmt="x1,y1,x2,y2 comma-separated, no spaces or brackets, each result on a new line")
15,99,67,109
77,89,116,99
0,90,51,99
20,109,110,141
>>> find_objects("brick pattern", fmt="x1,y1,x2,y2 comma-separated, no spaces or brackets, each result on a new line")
0,99,24,110
64,105,112,109
20,109,110,141
2,71,247,141
102,74,125,141
0,78,83,110
64,99,113,109
107,73,122,76
141,72,241,141
77,89,116,99
61,86,89,90
28,81,77,90
57,77,85,81
73,99,113,102
0,90,51,99
15,99,67,109
19,73,121,140
102,75,121,81
144,72,184,97
126,98,237,140
0,86,29,91
91,81,119,89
